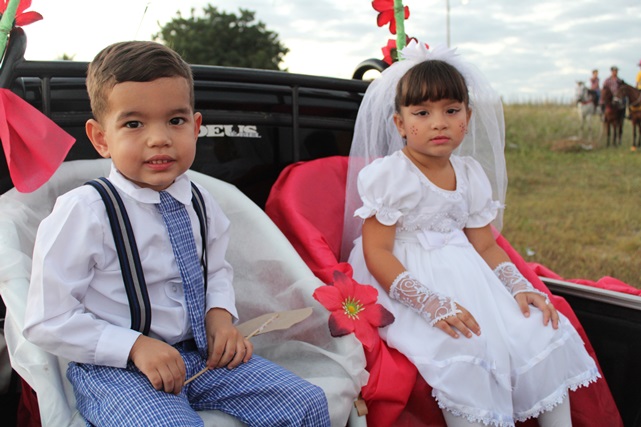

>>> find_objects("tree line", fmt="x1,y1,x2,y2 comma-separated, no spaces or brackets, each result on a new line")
154,5,288,70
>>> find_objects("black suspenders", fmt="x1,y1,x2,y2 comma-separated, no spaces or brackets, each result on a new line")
85,177,208,335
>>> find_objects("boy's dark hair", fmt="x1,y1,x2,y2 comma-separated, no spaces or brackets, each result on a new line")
86,41,194,121
395,60,469,112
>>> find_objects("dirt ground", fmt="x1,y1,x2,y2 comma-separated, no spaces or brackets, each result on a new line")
550,136,596,152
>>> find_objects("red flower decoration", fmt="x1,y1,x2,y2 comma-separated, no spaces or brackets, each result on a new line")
1,0,43,27
382,38,397,65
313,270,394,350
372,0,409,35
381,36,424,64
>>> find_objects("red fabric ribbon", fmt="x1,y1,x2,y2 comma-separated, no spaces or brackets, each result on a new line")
0,88,75,192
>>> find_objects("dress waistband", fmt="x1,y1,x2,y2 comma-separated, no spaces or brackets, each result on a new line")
396,228,470,251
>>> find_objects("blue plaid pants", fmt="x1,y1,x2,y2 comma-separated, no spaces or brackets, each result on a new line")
67,341,330,427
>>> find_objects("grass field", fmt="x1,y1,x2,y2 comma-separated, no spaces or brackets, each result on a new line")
501,102,641,288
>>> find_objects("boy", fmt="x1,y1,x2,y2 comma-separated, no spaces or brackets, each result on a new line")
23,41,330,426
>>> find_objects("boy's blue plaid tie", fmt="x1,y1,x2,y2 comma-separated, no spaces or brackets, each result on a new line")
157,191,208,358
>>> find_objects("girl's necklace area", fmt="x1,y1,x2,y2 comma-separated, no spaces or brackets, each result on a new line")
403,147,433,172
402,148,456,191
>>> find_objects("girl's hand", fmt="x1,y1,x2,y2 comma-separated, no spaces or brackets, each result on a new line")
515,292,559,329
434,304,481,339
205,308,253,369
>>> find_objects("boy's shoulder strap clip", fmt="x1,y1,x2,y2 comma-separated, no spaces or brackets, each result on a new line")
85,177,208,335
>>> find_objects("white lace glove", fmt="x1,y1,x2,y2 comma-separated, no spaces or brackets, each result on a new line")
494,262,550,302
389,271,461,326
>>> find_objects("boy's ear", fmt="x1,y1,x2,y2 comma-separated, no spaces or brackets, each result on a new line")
193,112,202,139
393,112,406,139
86,119,111,158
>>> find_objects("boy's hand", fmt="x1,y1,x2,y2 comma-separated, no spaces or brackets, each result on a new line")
129,335,186,395
205,308,253,369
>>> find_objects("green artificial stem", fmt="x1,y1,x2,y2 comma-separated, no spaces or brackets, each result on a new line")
0,0,20,62
394,0,406,56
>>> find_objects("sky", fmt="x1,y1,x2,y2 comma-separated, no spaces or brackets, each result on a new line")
17,0,641,103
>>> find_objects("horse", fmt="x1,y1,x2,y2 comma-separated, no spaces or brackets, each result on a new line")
575,81,600,137
615,83,641,147
601,86,625,147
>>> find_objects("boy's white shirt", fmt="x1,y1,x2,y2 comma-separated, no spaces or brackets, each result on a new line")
23,164,238,368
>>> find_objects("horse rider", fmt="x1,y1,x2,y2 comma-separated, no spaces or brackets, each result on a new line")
600,65,625,119
636,60,641,90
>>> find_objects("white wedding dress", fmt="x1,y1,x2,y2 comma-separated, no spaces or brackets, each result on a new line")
347,150,600,427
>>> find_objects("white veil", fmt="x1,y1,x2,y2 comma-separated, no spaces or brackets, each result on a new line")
340,40,506,261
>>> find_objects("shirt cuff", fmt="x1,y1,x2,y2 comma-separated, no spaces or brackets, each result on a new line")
206,292,238,323
95,324,142,368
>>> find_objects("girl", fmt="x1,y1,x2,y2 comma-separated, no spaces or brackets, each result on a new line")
343,41,600,427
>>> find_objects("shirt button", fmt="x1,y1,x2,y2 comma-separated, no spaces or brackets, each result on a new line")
172,285,178,293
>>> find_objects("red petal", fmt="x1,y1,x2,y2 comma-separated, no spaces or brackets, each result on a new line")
15,11,43,26
404,6,410,19
352,319,379,350
376,10,393,27
328,312,355,337
358,283,380,306
332,270,355,296
362,303,395,328
318,263,352,284
389,18,397,35
335,271,379,306
17,0,32,15
382,38,396,64
312,285,344,311
371,0,393,13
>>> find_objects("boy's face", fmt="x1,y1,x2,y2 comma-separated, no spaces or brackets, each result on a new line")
86,77,202,191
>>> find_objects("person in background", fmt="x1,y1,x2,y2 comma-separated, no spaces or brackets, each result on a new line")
588,69,600,107
600,65,624,118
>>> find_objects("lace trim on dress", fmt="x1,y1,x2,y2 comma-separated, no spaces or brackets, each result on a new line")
433,391,517,427
389,271,461,326
514,368,601,422
399,209,468,233
434,367,601,426
430,313,601,426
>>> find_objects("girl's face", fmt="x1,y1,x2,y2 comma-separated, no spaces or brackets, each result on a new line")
394,98,471,164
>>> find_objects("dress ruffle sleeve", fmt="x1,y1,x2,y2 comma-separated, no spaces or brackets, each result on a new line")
462,156,503,228
353,154,422,226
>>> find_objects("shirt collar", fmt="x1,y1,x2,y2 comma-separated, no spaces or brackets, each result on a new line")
108,163,193,206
